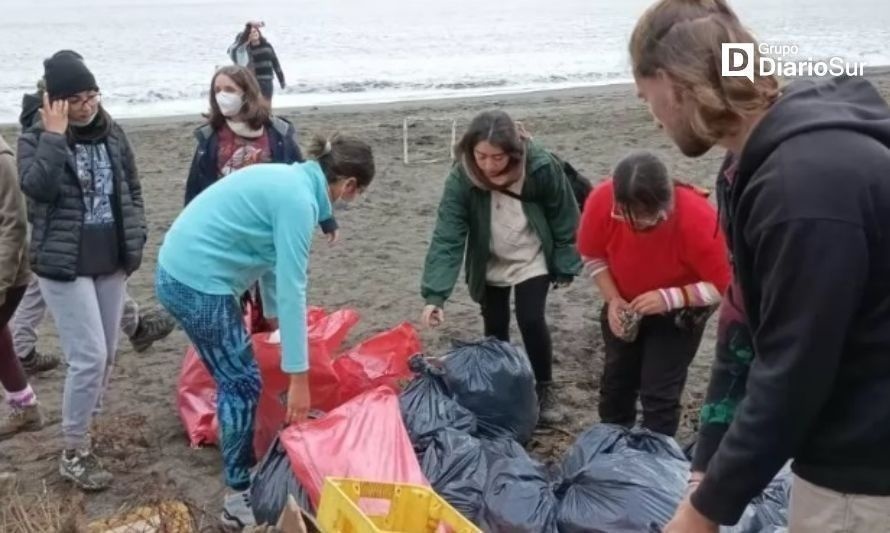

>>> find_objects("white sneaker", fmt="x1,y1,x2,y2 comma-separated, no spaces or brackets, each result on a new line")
221,488,256,530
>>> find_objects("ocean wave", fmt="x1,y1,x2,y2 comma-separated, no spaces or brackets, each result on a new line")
112,73,628,106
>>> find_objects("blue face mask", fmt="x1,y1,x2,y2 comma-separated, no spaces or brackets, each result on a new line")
332,198,351,211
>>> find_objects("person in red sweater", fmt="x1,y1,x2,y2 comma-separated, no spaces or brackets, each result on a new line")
577,150,731,437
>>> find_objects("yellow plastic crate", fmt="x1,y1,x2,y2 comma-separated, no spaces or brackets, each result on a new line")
316,478,481,533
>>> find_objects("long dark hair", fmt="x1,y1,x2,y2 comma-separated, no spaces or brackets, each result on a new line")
305,133,375,188
239,23,267,46
612,150,673,228
206,66,270,131
455,110,524,186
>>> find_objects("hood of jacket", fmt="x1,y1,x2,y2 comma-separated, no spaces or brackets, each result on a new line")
20,91,42,130
734,75,890,195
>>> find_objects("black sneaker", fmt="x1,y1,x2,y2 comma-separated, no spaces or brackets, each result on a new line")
129,307,176,352
536,382,567,426
59,448,113,491
21,349,61,375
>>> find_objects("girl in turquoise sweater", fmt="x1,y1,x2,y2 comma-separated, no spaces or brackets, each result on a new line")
155,134,374,529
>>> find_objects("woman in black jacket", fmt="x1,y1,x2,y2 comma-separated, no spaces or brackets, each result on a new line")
17,52,146,492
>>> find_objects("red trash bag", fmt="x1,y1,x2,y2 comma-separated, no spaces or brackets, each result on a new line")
333,322,422,403
178,346,219,448
280,386,428,508
308,309,360,351
176,307,361,454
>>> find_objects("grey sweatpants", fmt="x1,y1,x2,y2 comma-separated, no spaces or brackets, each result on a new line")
39,271,127,450
13,273,139,359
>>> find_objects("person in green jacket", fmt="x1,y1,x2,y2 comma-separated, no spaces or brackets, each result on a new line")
420,110,582,425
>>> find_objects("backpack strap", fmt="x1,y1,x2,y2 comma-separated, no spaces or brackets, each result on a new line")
498,188,530,203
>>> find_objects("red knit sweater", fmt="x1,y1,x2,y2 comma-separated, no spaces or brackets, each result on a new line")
577,178,731,301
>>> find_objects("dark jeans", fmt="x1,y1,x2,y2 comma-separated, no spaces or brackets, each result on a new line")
258,78,274,102
0,285,29,393
598,305,707,436
481,275,552,383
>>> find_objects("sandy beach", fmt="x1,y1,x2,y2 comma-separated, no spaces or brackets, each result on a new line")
2,70,889,527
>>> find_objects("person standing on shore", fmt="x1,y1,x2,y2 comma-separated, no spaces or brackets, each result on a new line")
629,1,890,531
11,53,174,370
576,150,730,438
18,51,147,491
0,133,45,441
420,110,582,426
156,134,374,528
228,22,286,103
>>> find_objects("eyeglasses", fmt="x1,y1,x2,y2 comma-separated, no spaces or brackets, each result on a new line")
611,203,668,228
66,92,101,108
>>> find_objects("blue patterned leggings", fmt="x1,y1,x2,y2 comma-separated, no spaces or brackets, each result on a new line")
156,266,261,491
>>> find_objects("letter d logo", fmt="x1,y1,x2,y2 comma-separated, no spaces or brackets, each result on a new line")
722,43,755,82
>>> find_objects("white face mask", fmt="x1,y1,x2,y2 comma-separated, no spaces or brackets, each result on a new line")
215,91,244,117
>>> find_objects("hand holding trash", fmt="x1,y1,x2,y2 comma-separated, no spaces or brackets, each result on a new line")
285,373,311,425
664,497,718,533
607,297,630,337
630,289,669,316
422,305,444,328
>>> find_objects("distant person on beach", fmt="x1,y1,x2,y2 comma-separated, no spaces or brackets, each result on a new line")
185,65,337,326
156,134,374,529
13,53,174,370
420,110,582,426
18,51,147,491
0,133,45,442
576,150,730,438
629,0,890,531
228,21,286,102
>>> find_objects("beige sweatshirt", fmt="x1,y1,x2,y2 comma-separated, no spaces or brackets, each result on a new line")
0,135,31,301
461,154,548,287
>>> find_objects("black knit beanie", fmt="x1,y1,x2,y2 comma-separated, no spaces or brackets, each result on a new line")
44,51,98,100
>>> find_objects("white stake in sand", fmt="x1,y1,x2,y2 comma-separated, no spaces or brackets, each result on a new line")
403,118,409,164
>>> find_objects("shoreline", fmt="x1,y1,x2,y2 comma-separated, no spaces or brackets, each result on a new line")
5,64,889,129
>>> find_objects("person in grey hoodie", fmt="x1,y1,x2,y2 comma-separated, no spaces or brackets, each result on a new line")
18,51,146,491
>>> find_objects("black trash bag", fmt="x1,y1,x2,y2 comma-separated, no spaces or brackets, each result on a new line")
399,355,477,451
420,429,489,522
723,463,792,533
556,449,689,533
250,436,314,526
610,427,689,462
420,428,530,525
442,338,538,443
561,424,687,478
560,423,629,477
481,451,559,533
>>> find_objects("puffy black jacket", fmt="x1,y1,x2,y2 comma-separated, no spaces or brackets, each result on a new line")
17,120,146,281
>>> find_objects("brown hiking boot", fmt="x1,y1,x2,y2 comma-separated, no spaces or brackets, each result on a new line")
21,349,61,375
129,307,176,352
0,404,44,441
